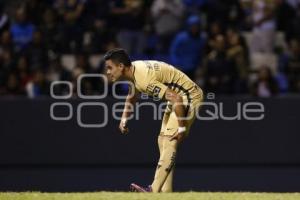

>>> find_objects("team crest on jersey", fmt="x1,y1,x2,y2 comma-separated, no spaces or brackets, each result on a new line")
146,84,161,99
153,86,161,98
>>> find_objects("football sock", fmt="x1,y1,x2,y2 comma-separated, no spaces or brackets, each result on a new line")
151,136,177,192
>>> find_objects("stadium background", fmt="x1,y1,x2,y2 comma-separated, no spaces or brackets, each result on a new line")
0,0,300,192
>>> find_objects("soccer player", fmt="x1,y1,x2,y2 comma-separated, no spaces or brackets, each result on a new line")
104,48,203,193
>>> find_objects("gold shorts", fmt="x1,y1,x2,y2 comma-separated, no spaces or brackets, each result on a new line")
159,96,203,137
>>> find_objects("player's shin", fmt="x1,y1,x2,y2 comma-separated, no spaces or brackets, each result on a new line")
151,138,177,192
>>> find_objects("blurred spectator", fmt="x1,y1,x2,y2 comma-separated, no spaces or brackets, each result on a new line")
84,0,109,28
53,0,86,53
110,0,146,55
1,0,300,98
0,50,14,94
26,30,48,70
206,0,244,28
285,39,300,92
250,0,276,53
286,3,300,41
226,28,249,93
26,70,49,98
0,2,9,35
71,53,96,96
24,0,47,26
10,7,36,52
274,0,296,32
0,30,14,92
84,0,113,53
251,66,279,97
183,0,207,15
194,67,205,88
151,0,185,53
45,58,73,96
274,70,289,94
46,59,68,82
74,53,93,73
0,46,14,72
286,0,300,9
0,30,13,52
16,55,32,91
143,24,159,56
206,21,223,54
40,8,63,54
203,34,237,94
170,15,206,79
4,73,24,95
239,0,254,30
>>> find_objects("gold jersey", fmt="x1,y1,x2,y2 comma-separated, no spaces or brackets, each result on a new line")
132,60,203,103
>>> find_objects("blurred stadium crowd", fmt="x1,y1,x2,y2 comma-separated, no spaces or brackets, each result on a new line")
0,0,300,98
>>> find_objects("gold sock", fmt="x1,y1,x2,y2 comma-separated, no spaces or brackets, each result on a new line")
151,137,177,192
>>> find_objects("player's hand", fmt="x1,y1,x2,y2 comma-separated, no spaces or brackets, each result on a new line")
170,132,185,144
119,119,129,134
170,126,186,143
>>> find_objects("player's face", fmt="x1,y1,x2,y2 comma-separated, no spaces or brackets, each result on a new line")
105,59,124,82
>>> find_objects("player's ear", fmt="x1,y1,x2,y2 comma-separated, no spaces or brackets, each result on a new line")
119,63,128,74
119,63,125,69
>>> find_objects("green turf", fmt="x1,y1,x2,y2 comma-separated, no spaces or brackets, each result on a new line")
0,192,300,200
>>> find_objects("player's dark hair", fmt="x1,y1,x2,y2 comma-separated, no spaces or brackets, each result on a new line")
103,48,131,67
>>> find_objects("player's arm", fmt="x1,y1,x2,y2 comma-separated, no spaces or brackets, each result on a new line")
146,80,187,142
164,88,187,143
119,86,139,134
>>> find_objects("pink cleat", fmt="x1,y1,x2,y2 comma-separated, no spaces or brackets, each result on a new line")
130,183,152,192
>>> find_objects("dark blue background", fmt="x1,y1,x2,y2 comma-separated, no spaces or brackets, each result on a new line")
0,97,299,192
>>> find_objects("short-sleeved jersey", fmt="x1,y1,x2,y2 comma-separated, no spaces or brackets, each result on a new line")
132,60,203,104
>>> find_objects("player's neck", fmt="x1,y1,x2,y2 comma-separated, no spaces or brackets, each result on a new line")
123,65,135,83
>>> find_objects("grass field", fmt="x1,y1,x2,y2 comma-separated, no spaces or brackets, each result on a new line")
0,192,300,200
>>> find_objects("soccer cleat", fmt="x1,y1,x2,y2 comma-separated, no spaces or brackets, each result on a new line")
146,185,152,192
130,183,152,192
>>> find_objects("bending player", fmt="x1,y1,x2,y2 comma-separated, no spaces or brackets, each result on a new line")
104,48,203,192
